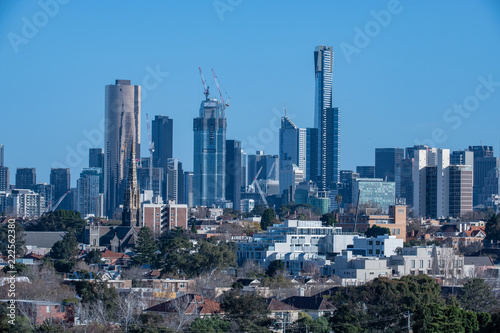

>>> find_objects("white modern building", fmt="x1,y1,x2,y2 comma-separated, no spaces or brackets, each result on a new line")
237,220,358,274
2,189,45,218
325,251,391,286
350,235,403,257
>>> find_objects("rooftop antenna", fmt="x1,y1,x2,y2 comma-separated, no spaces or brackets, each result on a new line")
284,99,287,117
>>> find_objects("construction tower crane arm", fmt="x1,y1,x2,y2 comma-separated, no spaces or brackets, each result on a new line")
251,167,269,209
199,67,209,100
47,190,70,212
211,68,230,108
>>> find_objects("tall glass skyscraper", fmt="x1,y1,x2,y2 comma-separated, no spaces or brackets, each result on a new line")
314,45,340,189
193,97,226,207
104,80,141,218
279,115,306,176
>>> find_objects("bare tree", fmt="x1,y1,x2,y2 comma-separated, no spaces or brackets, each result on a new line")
237,260,264,278
78,300,108,326
193,270,234,299
115,291,140,333
164,295,200,331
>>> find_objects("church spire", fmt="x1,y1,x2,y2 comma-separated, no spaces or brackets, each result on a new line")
122,137,141,227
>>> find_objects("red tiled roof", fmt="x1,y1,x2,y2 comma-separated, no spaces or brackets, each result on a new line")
101,249,130,259
267,299,299,311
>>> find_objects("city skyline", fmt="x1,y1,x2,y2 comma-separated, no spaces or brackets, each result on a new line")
1,1,500,186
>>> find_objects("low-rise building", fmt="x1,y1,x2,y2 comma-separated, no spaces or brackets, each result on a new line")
350,235,403,257
237,220,359,274
325,251,392,286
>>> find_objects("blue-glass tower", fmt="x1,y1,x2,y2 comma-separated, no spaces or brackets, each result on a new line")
193,98,226,207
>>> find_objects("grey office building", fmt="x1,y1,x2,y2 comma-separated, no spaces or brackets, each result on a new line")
89,148,104,169
375,148,404,182
193,97,226,207
16,168,36,189
104,80,141,217
226,140,242,211
0,144,7,191
50,168,71,211
468,146,498,207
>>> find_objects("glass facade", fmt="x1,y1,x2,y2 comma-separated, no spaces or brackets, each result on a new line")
193,99,226,207
353,179,395,214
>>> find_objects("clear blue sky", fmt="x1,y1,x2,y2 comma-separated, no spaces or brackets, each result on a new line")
1,0,500,186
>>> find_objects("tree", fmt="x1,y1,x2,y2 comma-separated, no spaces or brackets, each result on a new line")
0,221,26,257
85,249,103,264
321,213,337,226
335,194,343,209
260,208,276,231
191,219,198,234
221,290,270,321
265,260,285,277
189,316,231,333
50,231,79,260
486,214,500,243
459,278,499,313
26,209,87,234
250,204,266,217
365,225,391,238
133,227,158,267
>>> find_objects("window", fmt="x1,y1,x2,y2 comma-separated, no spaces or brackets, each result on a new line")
419,260,424,268
368,250,373,254
179,283,185,288
376,250,380,255
369,241,373,245
396,229,400,235
428,260,431,268
46,306,51,313
376,241,380,245
411,260,415,268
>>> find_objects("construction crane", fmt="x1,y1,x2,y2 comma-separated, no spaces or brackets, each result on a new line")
146,113,154,192
198,67,209,100
211,68,230,110
251,167,269,208
45,190,70,213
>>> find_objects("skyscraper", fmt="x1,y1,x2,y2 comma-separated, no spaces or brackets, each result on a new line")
356,166,375,179
226,140,242,211
413,148,450,218
15,168,36,190
104,80,141,218
0,144,8,191
314,45,340,189
279,115,306,177
306,128,318,182
50,168,71,211
122,140,141,226
449,165,473,218
166,158,183,204
89,148,104,169
375,148,404,182
193,96,226,207
152,115,173,169
77,168,103,217
468,146,498,207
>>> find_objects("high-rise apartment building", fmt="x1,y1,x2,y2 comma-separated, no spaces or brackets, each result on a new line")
314,46,340,189
15,168,36,189
50,168,71,211
413,149,450,218
226,140,242,211
375,148,404,182
0,167,9,191
395,158,413,206
449,165,473,218
468,146,498,207
183,171,194,207
152,115,173,168
338,170,359,208
32,183,54,210
193,96,226,207
166,158,183,204
306,128,318,182
104,80,141,218
77,168,103,217
279,115,306,176
89,148,104,169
